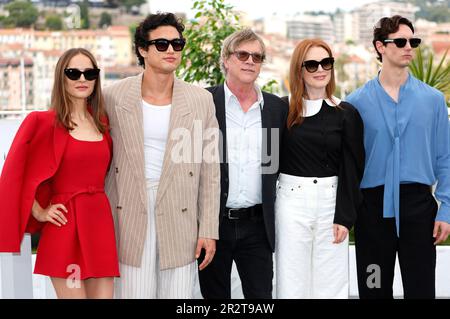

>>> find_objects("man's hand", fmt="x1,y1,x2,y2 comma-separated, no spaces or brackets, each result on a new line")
196,238,216,271
433,221,450,245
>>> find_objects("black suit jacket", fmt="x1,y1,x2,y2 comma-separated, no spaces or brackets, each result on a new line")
207,85,288,251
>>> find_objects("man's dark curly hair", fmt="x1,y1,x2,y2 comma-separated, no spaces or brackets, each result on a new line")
134,12,185,67
372,15,415,62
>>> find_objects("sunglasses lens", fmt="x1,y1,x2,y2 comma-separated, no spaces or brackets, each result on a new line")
394,38,407,48
235,51,250,62
64,69,82,80
410,38,421,48
171,39,185,51
303,61,319,73
252,54,264,63
84,69,100,81
321,58,334,70
154,40,170,51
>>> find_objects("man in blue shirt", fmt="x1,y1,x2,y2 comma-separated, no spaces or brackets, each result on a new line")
347,15,450,299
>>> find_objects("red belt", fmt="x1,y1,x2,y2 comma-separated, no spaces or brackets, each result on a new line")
52,186,105,205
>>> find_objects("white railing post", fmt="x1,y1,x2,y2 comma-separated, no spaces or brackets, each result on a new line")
0,116,34,299
0,235,34,299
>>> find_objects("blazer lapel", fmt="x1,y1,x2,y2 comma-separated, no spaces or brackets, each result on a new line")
116,73,147,205
211,85,228,175
156,78,193,206
261,93,272,172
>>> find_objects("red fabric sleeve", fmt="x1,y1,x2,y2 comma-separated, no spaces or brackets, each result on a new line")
0,112,38,252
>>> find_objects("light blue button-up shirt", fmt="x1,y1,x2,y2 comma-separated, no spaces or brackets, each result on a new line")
347,73,450,235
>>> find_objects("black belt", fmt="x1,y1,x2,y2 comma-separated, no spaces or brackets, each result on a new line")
223,204,263,220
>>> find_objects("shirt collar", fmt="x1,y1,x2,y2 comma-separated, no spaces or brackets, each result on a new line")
224,82,264,110
375,71,413,92
324,96,341,106
287,94,342,106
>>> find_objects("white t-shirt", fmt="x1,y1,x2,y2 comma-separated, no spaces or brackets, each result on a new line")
142,100,171,181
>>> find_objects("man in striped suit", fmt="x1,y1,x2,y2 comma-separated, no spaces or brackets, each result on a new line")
103,13,220,299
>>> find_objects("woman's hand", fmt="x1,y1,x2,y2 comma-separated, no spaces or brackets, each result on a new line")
32,201,68,227
333,224,349,244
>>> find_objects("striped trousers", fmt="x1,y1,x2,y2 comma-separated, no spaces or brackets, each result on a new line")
115,180,197,299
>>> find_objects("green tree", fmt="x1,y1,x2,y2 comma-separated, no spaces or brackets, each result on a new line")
177,0,241,86
2,0,38,28
345,39,355,46
261,79,280,95
80,0,90,29
409,46,450,107
99,12,112,28
45,14,63,30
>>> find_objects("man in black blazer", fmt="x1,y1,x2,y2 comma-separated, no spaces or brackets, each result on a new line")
198,28,288,299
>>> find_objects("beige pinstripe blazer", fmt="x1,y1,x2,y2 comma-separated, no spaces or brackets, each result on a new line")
103,73,220,270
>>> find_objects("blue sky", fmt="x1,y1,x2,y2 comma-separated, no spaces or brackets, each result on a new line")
148,0,377,19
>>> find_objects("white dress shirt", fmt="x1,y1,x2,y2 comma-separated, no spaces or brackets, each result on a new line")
224,82,264,208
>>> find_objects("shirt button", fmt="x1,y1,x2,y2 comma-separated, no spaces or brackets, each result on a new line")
189,171,193,177
313,180,318,184
181,208,188,213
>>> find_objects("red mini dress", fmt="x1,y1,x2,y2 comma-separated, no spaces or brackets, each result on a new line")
33,133,120,280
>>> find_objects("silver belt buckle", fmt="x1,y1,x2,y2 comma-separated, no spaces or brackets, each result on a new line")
227,208,240,220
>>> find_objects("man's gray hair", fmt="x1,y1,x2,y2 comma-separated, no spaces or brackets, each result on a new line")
220,28,266,75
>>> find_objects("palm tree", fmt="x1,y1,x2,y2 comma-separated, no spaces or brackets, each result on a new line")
409,47,450,107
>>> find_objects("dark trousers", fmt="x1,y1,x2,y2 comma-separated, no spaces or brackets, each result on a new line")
355,183,437,299
198,215,273,299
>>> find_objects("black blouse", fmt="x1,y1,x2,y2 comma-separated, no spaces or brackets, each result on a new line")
280,98,365,230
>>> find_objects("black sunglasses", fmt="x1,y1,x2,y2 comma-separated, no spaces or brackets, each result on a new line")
302,57,335,73
64,68,100,81
233,50,265,63
146,38,186,52
383,37,421,48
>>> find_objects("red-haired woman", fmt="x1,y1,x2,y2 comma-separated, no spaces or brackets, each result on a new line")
0,48,119,298
276,39,365,298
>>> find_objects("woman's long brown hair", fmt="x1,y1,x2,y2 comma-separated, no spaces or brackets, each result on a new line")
50,48,106,133
287,39,337,129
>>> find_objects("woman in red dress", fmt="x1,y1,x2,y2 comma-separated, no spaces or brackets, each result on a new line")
0,48,119,298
